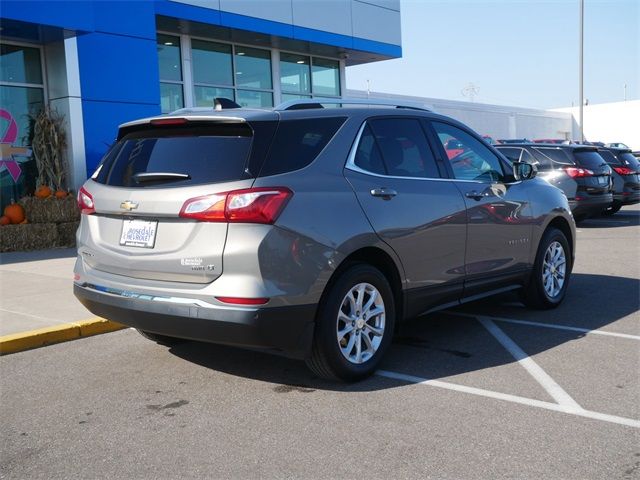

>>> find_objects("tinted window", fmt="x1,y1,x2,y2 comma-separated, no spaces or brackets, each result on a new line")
532,147,573,166
432,122,505,182
366,118,440,178
598,149,620,165
98,125,254,188
259,117,346,176
354,124,385,175
495,147,522,162
618,152,640,170
574,151,608,170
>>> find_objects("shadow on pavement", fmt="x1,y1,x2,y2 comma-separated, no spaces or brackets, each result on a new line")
167,272,639,391
577,210,640,228
0,247,76,265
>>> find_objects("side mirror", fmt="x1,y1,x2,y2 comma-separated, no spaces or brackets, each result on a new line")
513,161,537,181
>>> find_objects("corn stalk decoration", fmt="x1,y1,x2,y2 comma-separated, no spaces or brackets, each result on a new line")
30,107,68,191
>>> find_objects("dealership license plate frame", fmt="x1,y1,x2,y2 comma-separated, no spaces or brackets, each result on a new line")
119,219,158,248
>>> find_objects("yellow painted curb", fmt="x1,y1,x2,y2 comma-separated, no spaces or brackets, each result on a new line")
0,318,125,355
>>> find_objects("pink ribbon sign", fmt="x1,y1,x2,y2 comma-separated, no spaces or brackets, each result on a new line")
0,108,31,183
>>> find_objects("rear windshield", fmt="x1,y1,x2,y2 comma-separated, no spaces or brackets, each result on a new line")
573,151,608,170
598,149,620,165
618,152,640,170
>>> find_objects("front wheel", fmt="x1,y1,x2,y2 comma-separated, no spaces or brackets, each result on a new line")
602,203,621,216
521,227,572,309
305,264,395,382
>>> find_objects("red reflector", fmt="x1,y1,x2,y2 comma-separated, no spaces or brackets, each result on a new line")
564,167,594,178
215,297,269,305
73,274,80,281
179,187,292,224
150,118,188,126
77,186,95,214
613,166,636,175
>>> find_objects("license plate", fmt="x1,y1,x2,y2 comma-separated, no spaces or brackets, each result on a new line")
597,176,608,185
119,219,158,248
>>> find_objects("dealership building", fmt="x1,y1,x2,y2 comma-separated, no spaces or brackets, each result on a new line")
0,0,401,198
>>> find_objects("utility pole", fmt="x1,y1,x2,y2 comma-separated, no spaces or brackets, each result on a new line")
462,83,480,102
579,0,584,142
624,83,627,101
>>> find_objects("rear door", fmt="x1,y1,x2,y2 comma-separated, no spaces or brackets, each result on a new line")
78,118,277,284
428,120,535,295
344,117,467,316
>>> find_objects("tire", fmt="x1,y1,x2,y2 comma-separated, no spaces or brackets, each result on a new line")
520,227,572,310
137,329,184,347
305,264,396,382
602,203,621,216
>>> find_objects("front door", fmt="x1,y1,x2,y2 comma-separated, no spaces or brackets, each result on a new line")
428,120,535,297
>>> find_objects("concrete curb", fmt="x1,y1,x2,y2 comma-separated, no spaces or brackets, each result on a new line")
0,318,125,355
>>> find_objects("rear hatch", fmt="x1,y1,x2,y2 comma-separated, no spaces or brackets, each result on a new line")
78,115,278,284
613,151,640,189
571,148,612,195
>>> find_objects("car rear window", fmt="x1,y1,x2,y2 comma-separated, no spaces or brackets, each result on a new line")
598,149,620,165
573,151,608,170
617,152,640,170
258,117,346,177
95,122,277,188
532,147,573,165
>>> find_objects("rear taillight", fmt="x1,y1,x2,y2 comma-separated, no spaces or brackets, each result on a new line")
564,167,594,178
77,187,95,214
215,296,269,305
612,166,636,175
179,187,292,224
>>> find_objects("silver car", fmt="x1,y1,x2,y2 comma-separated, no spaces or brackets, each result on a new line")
74,99,576,381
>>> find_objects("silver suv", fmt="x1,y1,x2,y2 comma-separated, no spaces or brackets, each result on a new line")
74,99,576,381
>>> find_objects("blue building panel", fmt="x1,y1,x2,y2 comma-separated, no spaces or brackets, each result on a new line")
0,0,94,32
92,1,157,40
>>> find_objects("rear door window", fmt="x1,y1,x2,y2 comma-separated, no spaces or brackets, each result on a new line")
259,117,346,176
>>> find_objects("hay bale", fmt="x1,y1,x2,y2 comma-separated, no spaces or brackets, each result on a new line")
56,221,80,248
0,223,59,252
19,196,80,224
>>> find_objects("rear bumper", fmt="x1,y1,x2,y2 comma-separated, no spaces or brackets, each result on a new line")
613,191,640,205
74,283,316,359
569,194,613,216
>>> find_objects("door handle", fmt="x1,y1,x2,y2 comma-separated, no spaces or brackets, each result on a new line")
370,188,398,199
465,190,489,201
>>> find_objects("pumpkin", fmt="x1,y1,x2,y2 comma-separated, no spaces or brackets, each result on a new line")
35,185,52,199
4,200,25,224
20,219,28,224
0,216,10,226
55,190,68,199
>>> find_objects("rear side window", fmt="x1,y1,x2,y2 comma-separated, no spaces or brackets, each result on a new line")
96,123,268,188
598,149,620,165
574,151,608,170
618,152,640,170
496,147,523,162
532,147,573,166
259,117,346,176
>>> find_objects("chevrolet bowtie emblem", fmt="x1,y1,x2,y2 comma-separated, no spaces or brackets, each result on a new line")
120,200,138,211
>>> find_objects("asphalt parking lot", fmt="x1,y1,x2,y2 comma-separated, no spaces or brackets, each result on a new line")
1,205,639,479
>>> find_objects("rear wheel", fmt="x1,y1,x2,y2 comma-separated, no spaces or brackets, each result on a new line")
137,329,184,347
305,264,395,382
521,227,572,309
602,202,622,216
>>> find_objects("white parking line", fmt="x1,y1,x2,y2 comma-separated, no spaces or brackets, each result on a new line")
478,316,583,410
450,312,640,341
376,370,640,429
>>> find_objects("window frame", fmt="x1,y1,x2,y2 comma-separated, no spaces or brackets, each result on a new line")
0,40,47,102
279,51,342,100
346,116,447,180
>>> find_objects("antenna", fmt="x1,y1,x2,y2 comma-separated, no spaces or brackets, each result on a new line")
462,82,480,102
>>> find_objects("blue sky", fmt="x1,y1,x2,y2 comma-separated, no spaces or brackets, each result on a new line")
347,0,639,109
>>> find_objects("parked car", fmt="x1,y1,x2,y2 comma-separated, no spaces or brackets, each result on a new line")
497,138,532,144
74,99,576,382
596,147,640,214
533,139,567,144
495,143,613,221
605,142,630,149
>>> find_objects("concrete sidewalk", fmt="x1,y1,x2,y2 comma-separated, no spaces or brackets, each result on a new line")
0,248,93,336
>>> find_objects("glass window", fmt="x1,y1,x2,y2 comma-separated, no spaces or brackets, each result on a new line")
0,44,43,84
618,152,640,170
312,58,340,97
157,34,182,82
354,124,386,175
281,93,312,102
236,90,273,108
192,39,232,86
574,151,608,170
533,147,573,165
194,86,234,107
432,121,505,182
280,53,311,94
235,47,271,90
259,117,346,176
597,149,620,165
495,147,523,163
367,118,440,178
160,83,183,113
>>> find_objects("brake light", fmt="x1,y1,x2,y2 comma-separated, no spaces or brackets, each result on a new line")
612,166,636,175
215,296,269,305
77,186,95,214
150,117,188,126
179,187,292,224
564,167,594,178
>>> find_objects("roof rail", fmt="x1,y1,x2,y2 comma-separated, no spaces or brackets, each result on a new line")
274,98,431,112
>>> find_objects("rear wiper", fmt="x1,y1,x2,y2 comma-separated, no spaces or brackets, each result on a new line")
132,172,191,183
